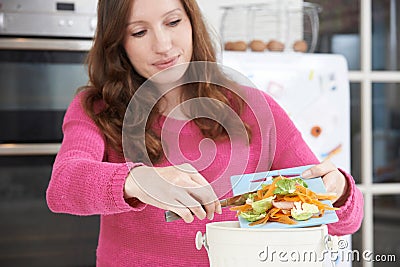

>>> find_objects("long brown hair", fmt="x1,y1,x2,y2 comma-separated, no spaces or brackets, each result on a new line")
81,0,251,164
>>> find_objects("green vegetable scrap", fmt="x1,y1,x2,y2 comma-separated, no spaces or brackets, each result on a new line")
273,177,307,195
291,202,319,221
239,196,274,221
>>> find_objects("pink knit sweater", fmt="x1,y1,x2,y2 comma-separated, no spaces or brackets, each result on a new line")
46,87,363,267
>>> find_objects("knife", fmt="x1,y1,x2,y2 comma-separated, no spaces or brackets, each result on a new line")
164,191,255,222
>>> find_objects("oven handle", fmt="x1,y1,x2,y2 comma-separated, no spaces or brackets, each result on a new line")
0,37,92,51
0,143,61,155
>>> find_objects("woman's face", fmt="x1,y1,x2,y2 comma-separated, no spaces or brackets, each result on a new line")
124,0,193,84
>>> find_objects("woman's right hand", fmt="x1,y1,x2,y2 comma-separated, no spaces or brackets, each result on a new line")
124,163,222,223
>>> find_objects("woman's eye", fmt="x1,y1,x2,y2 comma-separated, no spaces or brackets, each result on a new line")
132,30,146,38
168,19,181,27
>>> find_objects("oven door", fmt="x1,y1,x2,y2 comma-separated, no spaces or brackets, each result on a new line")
0,38,99,267
0,38,91,147
0,155,99,267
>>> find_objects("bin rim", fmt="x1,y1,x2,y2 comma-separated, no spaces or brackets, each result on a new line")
206,221,327,233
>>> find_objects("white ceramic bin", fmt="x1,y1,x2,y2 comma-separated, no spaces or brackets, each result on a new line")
196,221,336,267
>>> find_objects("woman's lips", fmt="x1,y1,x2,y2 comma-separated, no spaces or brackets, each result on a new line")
153,56,179,70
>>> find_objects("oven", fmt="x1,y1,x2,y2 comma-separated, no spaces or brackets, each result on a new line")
0,1,99,266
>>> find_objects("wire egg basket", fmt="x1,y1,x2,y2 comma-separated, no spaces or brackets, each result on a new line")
220,1,322,53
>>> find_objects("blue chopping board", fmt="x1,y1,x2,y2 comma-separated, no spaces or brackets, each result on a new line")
230,170,339,229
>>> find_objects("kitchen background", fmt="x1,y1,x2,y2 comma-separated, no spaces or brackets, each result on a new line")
0,0,399,267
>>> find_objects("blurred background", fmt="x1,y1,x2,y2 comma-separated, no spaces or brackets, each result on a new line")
197,1,400,266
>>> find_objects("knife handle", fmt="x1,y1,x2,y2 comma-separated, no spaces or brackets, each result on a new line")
164,198,232,222
164,204,216,222
164,210,182,222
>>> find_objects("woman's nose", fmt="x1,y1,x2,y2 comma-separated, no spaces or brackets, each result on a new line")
152,28,172,54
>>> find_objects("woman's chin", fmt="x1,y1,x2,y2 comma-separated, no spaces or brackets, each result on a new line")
151,63,189,86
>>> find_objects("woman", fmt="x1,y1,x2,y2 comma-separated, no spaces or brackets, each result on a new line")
46,0,363,266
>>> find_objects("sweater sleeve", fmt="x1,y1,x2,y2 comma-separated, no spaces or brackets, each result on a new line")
265,92,363,235
327,169,364,236
46,93,146,216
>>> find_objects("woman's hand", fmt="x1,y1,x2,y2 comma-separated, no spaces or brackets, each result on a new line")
124,163,222,223
301,160,349,207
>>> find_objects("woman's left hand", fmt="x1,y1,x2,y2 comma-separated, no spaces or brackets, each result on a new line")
301,160,349,206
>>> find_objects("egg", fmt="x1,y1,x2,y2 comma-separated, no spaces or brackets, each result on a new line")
231,41,247,51
293,40,308,52
249,40,266,52
224,41,234,51
266,40,285,52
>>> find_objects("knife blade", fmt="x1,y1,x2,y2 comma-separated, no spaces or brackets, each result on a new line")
164,191,256,222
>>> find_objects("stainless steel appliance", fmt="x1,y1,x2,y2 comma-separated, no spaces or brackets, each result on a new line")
0,1,99,266
0,0,97,38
